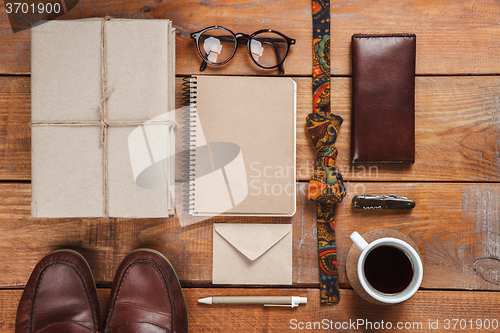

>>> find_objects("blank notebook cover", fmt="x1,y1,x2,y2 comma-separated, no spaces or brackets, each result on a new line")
187,75,296,216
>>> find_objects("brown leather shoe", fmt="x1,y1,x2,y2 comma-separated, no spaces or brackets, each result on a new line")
104,249,188,333
16,250,100,333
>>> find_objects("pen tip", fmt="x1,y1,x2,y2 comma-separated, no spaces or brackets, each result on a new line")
198,297,212,305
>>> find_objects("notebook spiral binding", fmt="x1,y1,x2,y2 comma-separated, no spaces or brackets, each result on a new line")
182,77,197,214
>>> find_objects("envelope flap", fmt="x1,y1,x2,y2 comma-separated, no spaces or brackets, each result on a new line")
214,223,292,261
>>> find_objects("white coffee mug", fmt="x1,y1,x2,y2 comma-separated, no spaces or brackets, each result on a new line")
350,231,423,304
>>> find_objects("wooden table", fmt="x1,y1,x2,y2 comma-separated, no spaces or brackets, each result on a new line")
1,0,499,331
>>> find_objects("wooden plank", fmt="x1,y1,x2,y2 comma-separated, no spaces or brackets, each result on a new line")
0,77,30,180
3,76,500,181
1,288,500,332
184,289,500,333
1,0,499,75
0,14,30,75
329,0,500,76
0,183,308,288
0,182,499,291
335,182,500,291
302,76,500,182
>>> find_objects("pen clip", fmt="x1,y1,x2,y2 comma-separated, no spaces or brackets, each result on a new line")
264,304,293,308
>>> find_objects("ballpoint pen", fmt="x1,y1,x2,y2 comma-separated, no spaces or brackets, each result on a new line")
198,296,307,308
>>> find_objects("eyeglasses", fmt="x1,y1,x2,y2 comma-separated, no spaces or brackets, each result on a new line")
190,26,296,74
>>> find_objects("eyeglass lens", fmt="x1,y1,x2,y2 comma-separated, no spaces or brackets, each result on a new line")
199,28,236,64
249,31,287,68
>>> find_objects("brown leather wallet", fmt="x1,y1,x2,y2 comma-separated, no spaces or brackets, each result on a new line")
351,34,416,164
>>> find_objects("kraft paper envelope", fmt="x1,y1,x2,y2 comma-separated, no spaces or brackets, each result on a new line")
212,223,292,285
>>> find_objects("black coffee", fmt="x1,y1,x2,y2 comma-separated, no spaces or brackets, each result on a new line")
363,245,414,294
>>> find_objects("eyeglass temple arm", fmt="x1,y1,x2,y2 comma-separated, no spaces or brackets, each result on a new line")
199,48,211,71
200,59,208,71
260,40,285,74
273,43,285,75
255,36,295,74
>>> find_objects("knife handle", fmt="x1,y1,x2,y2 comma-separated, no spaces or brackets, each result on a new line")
352,194,415,209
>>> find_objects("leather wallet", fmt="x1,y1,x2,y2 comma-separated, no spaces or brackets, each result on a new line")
351,34,416,164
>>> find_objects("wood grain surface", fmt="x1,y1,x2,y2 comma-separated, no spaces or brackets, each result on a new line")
0,182,499,292
0,0,499,331
1,288,500,332
1,0,499,75
2,76,499,181
0,77,30,180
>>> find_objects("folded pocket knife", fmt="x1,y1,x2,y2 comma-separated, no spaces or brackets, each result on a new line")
352,194,415,210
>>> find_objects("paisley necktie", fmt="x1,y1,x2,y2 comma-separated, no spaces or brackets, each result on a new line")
309,0,346,305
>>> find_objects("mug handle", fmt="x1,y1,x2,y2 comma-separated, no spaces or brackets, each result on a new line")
350,231,369,251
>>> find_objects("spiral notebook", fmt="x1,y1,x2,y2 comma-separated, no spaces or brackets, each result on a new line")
184,75,296,216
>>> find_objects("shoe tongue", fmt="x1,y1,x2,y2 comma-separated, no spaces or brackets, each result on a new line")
107,321,167,333
36,322,97,333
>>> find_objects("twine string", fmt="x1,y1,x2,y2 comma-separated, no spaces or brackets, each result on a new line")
101,16,110,217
